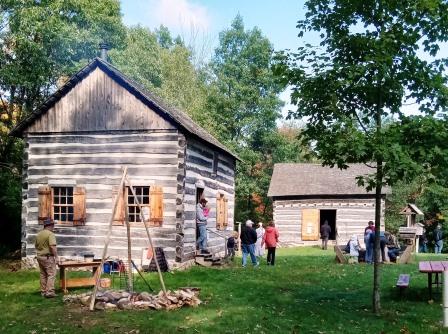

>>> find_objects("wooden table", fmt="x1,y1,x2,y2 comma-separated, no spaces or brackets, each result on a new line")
59,261,102,293
418,261,448,299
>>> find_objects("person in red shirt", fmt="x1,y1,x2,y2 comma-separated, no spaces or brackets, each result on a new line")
262,222,279,265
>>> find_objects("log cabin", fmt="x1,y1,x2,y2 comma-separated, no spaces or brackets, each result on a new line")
11,55,237,269
268,163,389,247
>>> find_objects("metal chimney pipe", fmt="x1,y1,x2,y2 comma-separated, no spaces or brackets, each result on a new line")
99,43,109,61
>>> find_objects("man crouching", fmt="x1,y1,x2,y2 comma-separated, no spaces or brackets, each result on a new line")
35,218,58,298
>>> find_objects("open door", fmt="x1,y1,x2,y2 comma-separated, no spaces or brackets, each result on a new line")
302,209,319,241
320,209,337,240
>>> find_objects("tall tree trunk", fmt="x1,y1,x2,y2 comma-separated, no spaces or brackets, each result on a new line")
373,75,383,314
373,161,383,314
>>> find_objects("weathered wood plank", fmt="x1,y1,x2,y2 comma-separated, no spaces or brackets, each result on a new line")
187,143,214,160
26,247,176,260
27,133,179,144
26,235,177,248
186,165,233,186
27,177,177,187
29,156,178,166
30,144,178,155
26,212,177,225
28,166,178,176
27,188,178,200
186,154,212,169
27,224,177,237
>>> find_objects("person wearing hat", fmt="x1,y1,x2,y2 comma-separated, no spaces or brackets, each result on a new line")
196,198,210,254
35,218,59,297
240,220,258,267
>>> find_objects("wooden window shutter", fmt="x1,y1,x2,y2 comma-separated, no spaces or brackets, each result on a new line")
112,185,125,225
216,194,225,230
73,187,86,226
38,185,52,224
150,186,163,226
223,197,229,228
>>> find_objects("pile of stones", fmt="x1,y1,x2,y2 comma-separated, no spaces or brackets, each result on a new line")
63,288,201,311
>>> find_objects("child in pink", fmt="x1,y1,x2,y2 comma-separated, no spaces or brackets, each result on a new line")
203,205,210,218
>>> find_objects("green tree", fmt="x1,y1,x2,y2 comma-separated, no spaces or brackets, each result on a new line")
109,26,163,91
274,0,448,313
208,15,283,145
0,0,125,252
208,16,286,221
110,25,215,136
234,125,314,223
386,116,448,239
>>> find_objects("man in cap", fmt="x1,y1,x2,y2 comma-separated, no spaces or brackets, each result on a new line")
196,198,210,254
35,218,59,297
240,220,258,267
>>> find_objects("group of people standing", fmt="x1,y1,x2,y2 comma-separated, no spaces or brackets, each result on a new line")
419,224,444,254
196,198,280,267
237,220,279,267
363,221,399,263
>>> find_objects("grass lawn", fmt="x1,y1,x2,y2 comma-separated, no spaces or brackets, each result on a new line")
1,247,448,334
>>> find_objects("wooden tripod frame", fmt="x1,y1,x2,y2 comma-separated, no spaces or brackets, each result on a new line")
89,167,167,311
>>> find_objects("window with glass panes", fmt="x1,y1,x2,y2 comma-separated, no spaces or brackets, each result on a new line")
52,187,74,223
127,186,150,222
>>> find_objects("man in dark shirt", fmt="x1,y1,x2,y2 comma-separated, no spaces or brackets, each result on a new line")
435,224,444,254
320,220,331,250
240,220,258,267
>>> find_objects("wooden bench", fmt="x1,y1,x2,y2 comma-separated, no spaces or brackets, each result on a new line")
334,245,348,264
396,274,410,296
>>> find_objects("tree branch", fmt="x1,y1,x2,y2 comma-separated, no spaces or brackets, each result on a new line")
353,112,369,134
363,162,376,169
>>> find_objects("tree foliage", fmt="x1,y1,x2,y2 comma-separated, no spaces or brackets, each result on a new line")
274,0,448,313
0,0,125,253
206,16,307,222
110,25,216,136
208,15,284,145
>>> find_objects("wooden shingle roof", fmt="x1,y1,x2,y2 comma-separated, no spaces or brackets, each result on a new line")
268,163,390,197
10,57,238,160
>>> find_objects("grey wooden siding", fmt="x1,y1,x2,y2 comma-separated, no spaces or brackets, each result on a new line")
23,131,181,265
183,138,236,259
26,67,175,133
273,198,385,247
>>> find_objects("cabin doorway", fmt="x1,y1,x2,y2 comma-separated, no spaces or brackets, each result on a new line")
320,210,336,240
195,187,204,250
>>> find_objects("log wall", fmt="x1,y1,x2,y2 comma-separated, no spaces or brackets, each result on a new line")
181,138,236,260
20,64,237,268
22,131,181,266
273,198,386,247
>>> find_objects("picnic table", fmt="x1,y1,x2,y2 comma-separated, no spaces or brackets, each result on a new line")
59,260,102,293
418,261,448,299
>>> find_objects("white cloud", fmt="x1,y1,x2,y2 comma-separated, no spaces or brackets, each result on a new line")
153,0,210,32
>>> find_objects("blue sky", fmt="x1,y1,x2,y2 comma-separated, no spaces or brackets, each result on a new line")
121,0,306,52
120,0,448,118
121,0,307,118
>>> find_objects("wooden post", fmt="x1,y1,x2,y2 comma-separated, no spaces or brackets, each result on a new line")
89,167,128,311
126,176,167,294
125,193,133,292
237,222,242,257
131,260,153,292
